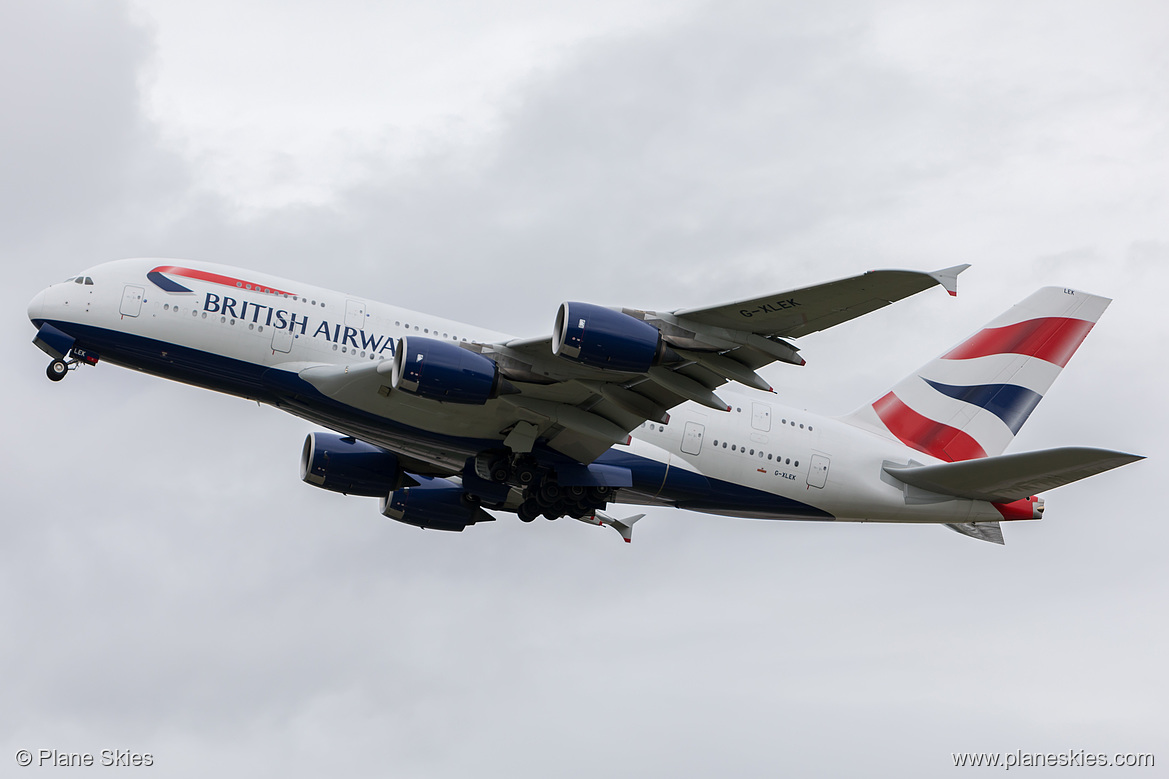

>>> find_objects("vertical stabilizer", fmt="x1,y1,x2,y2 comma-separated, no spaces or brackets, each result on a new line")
842,287,1110,461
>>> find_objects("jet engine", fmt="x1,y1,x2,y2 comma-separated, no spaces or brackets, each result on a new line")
390,336,508,405
553,302,675,372
300,432,412,496
379,476,495,532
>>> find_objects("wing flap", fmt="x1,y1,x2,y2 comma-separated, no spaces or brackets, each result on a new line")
885,447,1143,502
945,521,1005,545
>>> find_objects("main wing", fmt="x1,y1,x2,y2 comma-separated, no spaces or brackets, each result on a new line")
347,265,970,465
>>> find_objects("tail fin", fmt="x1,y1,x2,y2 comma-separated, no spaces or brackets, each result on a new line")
842,287,1111,461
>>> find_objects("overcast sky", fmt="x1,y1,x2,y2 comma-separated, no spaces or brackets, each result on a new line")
3,1,1167,776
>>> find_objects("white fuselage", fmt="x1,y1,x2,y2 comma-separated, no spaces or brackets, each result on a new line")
28,257,1013,525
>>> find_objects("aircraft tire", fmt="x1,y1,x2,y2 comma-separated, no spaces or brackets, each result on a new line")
517,500,540,523
518,468,541,487
47,360,68,382
587,486,612,503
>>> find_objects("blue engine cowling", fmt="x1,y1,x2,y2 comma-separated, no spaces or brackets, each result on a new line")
390,336,505,405
553,302,670,372
300,433,411,497
379,476,493,532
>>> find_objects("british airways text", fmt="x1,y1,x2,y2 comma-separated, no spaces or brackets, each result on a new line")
203,293,397,355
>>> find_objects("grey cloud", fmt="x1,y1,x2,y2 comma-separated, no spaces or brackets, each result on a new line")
3,1,1167,777
0,1,188,251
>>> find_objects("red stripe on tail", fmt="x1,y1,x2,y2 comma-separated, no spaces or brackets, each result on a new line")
942,317,1094,367
872,392,987,462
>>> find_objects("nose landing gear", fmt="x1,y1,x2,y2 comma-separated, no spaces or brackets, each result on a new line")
47,359,69,381
44,349,98,382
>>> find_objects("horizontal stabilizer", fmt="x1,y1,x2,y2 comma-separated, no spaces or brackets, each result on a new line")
885,447,1144,503
945,521,1005,545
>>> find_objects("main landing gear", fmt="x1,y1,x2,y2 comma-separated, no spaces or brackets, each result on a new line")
476,451,614,523
514,485,613,523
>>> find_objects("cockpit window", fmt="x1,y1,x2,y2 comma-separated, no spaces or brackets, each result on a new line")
84,277,94,285
74,277,84,284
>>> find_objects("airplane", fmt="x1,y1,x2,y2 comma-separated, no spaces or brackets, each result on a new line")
27,258,1142,544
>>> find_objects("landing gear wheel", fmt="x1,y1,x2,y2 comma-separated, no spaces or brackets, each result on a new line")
47,360,68,382
516,463,539,486
587,486,612,503
517,500,540,523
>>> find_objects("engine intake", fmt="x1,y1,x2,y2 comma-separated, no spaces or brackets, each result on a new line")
553,302,673,372
390,336,507,405
380,476,494,532
300,433,411,497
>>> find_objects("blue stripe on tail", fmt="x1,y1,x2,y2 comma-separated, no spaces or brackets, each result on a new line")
922,378,1043,435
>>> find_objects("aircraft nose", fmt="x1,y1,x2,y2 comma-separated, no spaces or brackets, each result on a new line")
28,288,48,325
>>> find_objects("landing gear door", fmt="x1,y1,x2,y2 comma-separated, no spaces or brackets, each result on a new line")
807,453,830,489
681,421,705,455
120,285,145,317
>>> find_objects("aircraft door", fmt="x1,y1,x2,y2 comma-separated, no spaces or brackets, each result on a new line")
345,300,367,330
271,327,293,353
807,454,830,489
119,285,145,317
681,421,705,455
751,402,772,431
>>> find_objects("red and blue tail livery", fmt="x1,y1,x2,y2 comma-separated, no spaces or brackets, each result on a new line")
28,259,1141,545
848,287,1110,463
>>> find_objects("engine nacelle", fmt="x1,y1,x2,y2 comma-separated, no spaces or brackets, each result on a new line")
300,433,410,497
553,302,672,372
379,476,492,532
390,336,505,405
